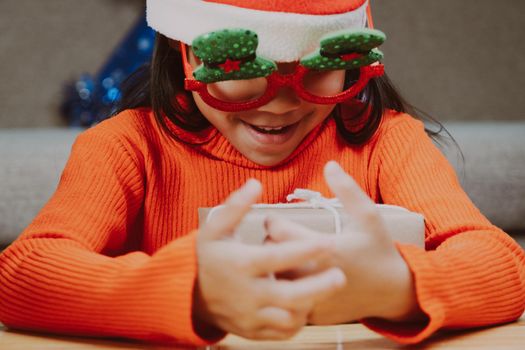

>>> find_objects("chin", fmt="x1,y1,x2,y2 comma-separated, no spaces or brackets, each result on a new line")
248,152,292,167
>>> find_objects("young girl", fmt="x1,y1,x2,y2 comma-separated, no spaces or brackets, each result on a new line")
1,0,524,346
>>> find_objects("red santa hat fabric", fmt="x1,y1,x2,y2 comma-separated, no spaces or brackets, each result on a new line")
146,0,369,62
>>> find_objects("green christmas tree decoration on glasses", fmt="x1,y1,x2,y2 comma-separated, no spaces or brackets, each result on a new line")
300,28,385,70
191,28,385,82
192,29,277,83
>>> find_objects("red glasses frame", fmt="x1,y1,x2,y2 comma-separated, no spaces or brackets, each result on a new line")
181,42,384,112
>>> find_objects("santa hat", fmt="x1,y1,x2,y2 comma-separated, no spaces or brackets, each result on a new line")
146,0,371,62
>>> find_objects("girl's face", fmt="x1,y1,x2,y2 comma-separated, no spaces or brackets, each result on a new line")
187,48,346,167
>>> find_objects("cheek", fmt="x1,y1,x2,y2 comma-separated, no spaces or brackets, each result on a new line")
315,103,339,122
208,78,268,102
191,91,209,117
192,91,230,128
302,70,346,96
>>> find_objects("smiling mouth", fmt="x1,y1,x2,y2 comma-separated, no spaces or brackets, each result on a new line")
242,120,301,146
248,124,295,135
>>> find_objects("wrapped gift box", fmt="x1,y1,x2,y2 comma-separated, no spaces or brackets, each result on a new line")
199,190,425,248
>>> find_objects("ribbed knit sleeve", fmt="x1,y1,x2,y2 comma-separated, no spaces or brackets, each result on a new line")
361,114,525,343
0,128,216,345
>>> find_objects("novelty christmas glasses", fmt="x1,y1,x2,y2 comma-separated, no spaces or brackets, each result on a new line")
182,28,386,112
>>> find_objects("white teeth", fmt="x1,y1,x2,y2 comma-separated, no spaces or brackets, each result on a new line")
260,126,284,131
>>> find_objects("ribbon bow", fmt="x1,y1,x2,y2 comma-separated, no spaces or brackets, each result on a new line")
285,189,343,234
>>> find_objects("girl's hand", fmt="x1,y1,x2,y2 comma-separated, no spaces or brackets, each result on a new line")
194,179,347,340
266,161,423,325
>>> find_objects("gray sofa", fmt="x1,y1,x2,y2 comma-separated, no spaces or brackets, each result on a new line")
1,122,524,249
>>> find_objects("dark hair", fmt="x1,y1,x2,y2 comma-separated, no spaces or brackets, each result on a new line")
115,33,459,154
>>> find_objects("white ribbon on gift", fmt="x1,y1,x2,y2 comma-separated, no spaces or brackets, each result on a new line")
284,189,343,235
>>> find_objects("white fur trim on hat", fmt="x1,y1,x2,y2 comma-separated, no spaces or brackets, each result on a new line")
147,0,369,62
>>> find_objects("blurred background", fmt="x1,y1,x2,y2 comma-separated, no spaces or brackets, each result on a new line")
0,0,524,127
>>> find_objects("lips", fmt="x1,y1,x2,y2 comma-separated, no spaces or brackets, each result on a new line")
243,121,299,145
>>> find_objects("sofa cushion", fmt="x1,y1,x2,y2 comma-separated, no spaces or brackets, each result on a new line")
0,129,82,245
439,122,525,232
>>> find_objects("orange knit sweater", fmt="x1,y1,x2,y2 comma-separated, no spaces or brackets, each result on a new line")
0,107,523,345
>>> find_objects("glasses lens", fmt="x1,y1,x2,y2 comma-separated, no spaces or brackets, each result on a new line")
301,68,360,98
207,77,268,103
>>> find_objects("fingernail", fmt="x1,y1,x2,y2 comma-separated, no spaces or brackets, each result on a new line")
263,216,270,231
243,179,261,196
325,161,343,176
264,215,280,230
331,268,346,287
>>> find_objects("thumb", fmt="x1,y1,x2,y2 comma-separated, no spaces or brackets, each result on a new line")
324,161,382,231
324,161,375,209
201,179,262,240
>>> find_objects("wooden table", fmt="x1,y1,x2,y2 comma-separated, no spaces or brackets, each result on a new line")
1,316,524,350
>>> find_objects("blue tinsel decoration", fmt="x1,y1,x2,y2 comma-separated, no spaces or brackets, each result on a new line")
61,14,155,127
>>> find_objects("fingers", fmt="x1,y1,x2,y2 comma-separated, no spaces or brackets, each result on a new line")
245,327,299,341
232,307,309,340
214,307,302,341
254,307,305,339
324,160,375,211
201,179,261,240
251,239,334,275
324,161,384,232
265,267,346,311
264,216,320,243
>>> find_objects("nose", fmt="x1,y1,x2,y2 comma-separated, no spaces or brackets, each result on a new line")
256,61,302,114
256,85,302,114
